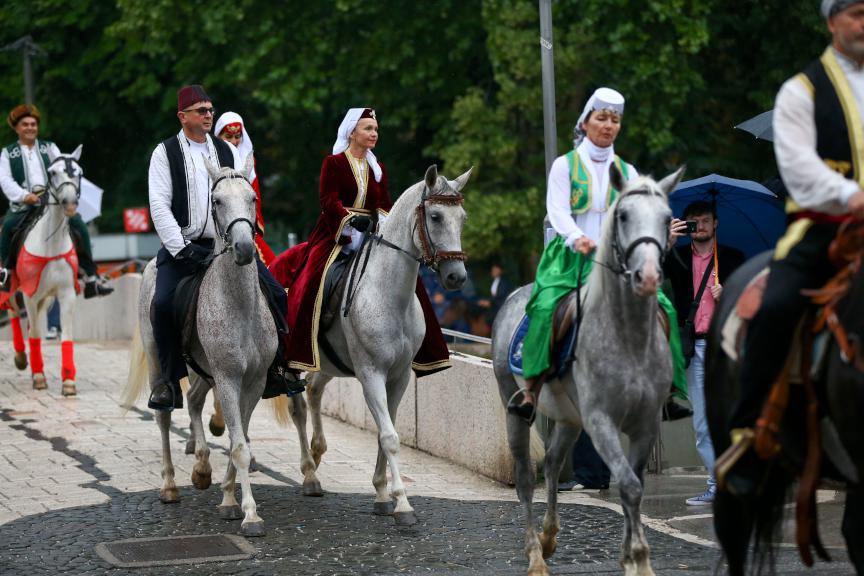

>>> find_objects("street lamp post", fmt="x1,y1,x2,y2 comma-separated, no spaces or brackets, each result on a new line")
539,0,557,180
1,35,45,105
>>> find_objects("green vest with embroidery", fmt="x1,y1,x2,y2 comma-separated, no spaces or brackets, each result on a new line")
5,140,53,190
565,150,630,214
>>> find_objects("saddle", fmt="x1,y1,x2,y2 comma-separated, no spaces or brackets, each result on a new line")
508,288,672,378
718,222,864,567
318,250,355,376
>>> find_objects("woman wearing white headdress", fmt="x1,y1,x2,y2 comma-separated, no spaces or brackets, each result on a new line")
213,111,276,264
509,87,687,422
269,108,451,375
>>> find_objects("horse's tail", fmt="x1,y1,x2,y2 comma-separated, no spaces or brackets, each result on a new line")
120,326,148,411
269,396,293,428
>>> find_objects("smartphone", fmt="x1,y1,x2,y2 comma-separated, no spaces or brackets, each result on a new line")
686,220,698,233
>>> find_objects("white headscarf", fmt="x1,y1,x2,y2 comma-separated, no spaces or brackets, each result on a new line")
573,87,626,148
214,111,255,181
332,107,382,182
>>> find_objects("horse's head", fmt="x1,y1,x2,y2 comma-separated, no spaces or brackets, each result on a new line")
46,145,83,218
413,165,471,291
204,153,257,266
607,164,684,297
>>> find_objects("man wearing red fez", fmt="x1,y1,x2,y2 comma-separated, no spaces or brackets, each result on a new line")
146,85,297,411
0,104,112,297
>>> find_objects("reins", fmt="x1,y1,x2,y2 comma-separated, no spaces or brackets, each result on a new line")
208,173,257,264
595,189,668,280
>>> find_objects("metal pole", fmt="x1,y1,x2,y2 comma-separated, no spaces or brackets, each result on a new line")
539,0,557,179
23,51,34,104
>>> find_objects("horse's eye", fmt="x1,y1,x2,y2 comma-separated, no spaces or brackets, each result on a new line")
213,199,221,206
430,213,441,223
618,211,628,223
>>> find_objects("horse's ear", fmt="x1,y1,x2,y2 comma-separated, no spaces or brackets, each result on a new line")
450,166,474,193
203,156,221,182
70,144,83,162
657,166,686,196
424,164,438,191
241,152,254,181
609,162,626,192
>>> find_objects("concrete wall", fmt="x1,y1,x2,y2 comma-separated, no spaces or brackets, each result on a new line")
0,273,142,342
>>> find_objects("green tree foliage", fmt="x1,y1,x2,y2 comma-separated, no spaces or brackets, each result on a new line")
0,0,828,277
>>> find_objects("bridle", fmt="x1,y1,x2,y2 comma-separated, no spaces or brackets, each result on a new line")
43,156,82,206
599,189,668,280
414,181,468,269
210,173,256,255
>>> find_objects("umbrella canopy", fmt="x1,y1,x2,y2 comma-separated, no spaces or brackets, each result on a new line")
78,177,103,223
669,174,786,259
735,109,774,142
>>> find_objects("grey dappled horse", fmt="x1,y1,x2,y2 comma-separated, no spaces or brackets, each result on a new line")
122,155,276,536
492,165,684,576
275,164,471,526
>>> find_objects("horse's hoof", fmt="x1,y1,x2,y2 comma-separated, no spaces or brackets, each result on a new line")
32,374,47,390
539,532,557,559
249,456,259,473
61,381,76,397
218,505,243,520
373,501,395,516
184,438,195,455
14,352,27,371
302,479,323,497
241,521,266,537
191,469,212,490
394,511,417,526
208,418,225,437
159,488,180,504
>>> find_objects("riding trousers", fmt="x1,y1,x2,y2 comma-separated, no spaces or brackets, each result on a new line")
729,221,839,430
0,207,96,276
523,235,688,399
152,243,288,385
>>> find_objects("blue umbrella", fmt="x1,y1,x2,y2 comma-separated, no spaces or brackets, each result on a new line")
669,174,786,259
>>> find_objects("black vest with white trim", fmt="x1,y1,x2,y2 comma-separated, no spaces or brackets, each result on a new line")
162,135,235,228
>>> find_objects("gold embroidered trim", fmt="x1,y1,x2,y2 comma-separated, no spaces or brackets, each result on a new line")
412,358,452,371
821,48,864,185
344,151,369,209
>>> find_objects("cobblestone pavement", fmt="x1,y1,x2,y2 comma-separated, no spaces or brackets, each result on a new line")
0,341,855,575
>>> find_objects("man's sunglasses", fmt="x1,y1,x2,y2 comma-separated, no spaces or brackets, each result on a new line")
183,106,215,116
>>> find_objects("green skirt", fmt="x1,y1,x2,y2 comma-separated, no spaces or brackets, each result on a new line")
523,236,687,400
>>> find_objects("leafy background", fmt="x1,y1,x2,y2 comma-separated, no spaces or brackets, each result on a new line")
0,0,827,284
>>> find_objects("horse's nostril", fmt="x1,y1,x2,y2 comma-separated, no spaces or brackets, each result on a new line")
634,270,643,283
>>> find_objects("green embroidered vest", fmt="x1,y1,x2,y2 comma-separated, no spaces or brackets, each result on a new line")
565,150,630,214
5,140,53,190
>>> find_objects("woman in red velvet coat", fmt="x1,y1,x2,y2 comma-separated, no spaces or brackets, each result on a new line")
270,108,450,376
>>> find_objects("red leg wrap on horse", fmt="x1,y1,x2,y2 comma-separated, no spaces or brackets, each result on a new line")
29,338,43,374
61,341,76,381
11,317,25,353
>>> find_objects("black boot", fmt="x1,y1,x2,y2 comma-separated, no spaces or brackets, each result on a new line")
506,386,537,425
263,365,306,399
84,277,114,299
662,398,693,421
148,378,183,412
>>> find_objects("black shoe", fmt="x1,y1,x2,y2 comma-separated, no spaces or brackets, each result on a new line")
662,399,693,421
263,364,306,399
506,391,536,425
84,279,114,299
722,450,760,498
0,268,10,293
148,380,183,412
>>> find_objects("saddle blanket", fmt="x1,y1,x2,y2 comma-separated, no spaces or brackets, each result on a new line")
508,314,577,378
18,247,79,298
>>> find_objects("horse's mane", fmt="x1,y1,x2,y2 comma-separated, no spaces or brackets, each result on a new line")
584,175,666,310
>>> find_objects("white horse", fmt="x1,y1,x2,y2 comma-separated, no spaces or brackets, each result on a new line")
1,146,84,396
491,165,684,576
122,155,276,536
275,164,471,525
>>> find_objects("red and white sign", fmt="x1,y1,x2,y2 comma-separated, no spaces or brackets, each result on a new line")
123,208,151,233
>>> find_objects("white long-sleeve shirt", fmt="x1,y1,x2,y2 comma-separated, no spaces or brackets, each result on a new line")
546,143,637,247
148,130,241,256
773,48,864,214
0,140,61,204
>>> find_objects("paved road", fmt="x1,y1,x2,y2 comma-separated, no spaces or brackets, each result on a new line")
0,341,855,575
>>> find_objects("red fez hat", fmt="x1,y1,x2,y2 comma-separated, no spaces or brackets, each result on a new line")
177,85,211,111
360,108,376,120
7,104,40,129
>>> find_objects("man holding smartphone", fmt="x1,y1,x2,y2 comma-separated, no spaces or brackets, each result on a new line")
664,201,745,505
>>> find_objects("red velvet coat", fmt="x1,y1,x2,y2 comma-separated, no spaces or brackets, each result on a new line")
251,163,276,265
269,152,450,375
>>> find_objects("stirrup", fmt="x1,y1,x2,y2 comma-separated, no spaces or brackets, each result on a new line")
715,427,755,492
506,388,536,425
0,268,9,292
